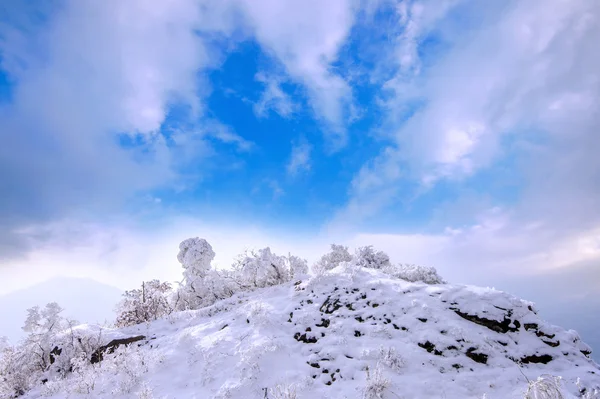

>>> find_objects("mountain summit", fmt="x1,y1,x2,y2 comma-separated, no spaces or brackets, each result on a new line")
13,265,600,399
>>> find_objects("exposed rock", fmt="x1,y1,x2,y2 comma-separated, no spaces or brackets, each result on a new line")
49,346,62,365
465,347,488,364
453,309,519,334
294,332,318,344
320,296,342,314
542,339,560,348
90,335,146,364
520,354,553,364
419,341,443,356
316,318,330,328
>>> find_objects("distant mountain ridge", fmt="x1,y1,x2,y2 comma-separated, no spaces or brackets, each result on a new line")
0,277,122,343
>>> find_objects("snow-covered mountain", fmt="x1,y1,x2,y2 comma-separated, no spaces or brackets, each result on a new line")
0,277,122,344
18,266,599,399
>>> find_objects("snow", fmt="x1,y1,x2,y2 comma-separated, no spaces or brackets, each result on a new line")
18,267,600,399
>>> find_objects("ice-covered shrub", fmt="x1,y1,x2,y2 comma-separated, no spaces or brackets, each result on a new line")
270,383,298,399
313,244,353,273
174,269,240,311
0,303,83,397
0,344,30,398
524,375,564,399
377,346,405,372
233,247,290,288
115,280,172,327
577,378,600,399
383,263,446,284
354,246,391,270
104,345,158,395
362,364,390,399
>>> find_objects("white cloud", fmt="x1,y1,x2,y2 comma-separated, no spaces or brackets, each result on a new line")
234,0,356,144
253,72,297,118
340,0,600,230
0,0,238,256
286,141,312,176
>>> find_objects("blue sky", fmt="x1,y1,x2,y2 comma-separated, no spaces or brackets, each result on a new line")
1,0,599,351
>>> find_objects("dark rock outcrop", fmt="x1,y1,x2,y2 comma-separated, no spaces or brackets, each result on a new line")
453,309,519,334
90,335,146,364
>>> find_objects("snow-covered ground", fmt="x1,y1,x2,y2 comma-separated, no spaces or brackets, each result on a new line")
21,266,600,399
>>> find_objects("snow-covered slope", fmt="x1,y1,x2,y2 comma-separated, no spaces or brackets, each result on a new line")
25,267,600,399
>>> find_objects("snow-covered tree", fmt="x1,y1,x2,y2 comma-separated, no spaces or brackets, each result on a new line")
177,237,216,281
0,343,29,398
173,269,240,311
354,246,391,270
313,244,353,273
21,303,70,371
0,303,75,397
115,280,172,327
287,254,309,279
233,247,290,288
383,263,446,284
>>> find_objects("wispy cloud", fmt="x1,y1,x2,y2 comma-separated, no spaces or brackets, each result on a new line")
286,141,312,176
203,121,255,152
235,0,357,145
253,72,297,118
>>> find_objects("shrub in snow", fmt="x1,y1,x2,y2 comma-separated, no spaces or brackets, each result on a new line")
524,375,564,399
105,345,158,395
68,353,98,394
383,263,446,284
354,246,391,269
577,378,600,399
174,269,240,310
0,344,30,398
0,303,74,397
362,364,390,399
233,247,291,289
115,280,172,327
313,244,353,273
377,346,405,372
270,383,298,399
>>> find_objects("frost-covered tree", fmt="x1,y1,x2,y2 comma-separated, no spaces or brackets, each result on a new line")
233,247,290,288
173,238,308,310
354,246,391,270
383,263,446,284
115,280,172,327
177,237,216,281
173,269,240,311
0,343,30,398
175,238,220,310
21,303,70,372
0,303,74,397
313,244,353,273
287,254,308,279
